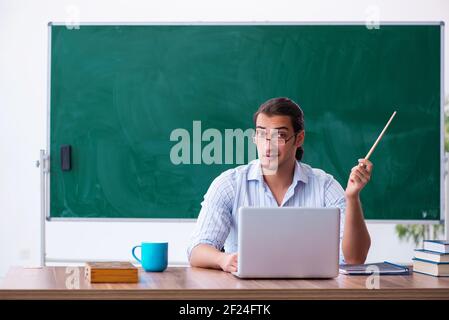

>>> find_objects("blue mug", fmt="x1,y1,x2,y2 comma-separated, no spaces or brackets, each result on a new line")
132,242,168,272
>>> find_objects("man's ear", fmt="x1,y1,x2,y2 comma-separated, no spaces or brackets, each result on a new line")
295,130,305,147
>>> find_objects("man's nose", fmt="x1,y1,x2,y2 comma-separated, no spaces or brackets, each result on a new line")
264,138,278,154
265,141,271,155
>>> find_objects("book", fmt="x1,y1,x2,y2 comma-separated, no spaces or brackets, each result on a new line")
423,240,449,254
85,261,139,283
414,249,449,263
339,261,409,275
412,258,449,277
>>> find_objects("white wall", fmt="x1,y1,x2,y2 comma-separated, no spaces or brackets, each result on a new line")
1,0,449,278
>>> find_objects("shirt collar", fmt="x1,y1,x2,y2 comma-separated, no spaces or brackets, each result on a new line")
247,159,309,184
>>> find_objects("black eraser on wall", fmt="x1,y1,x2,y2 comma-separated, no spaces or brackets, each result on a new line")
61,145,71,171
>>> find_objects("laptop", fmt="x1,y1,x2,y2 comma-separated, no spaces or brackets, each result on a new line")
232,207,340,278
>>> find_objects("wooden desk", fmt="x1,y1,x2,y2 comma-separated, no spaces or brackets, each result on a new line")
1,266,449,300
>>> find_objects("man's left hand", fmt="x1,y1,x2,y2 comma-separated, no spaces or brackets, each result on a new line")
345,158,373,199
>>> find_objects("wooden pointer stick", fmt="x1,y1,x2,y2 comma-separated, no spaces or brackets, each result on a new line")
365,111,397,160
359,111,397,169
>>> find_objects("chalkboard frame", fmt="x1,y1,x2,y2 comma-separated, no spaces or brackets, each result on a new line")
43,21,445,223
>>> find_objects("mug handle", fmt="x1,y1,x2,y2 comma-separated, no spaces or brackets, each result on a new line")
132,245,142,263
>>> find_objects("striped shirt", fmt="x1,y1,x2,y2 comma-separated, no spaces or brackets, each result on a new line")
187,159,347,263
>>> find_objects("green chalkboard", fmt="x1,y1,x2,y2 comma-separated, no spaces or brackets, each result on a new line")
49,23,443,220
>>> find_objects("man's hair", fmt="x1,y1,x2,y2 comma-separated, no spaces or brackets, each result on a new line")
253,97,305,161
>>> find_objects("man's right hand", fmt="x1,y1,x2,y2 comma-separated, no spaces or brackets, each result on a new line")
189,244,238,273
218,253,238,273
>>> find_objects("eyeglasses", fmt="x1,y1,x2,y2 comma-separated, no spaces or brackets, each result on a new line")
252,129,298,146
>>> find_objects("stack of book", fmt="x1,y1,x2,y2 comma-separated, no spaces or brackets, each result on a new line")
412,240,449,277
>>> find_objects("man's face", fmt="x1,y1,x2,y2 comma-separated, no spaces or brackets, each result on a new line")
254,113,304,172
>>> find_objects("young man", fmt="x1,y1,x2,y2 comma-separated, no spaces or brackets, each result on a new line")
187,97,372,273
